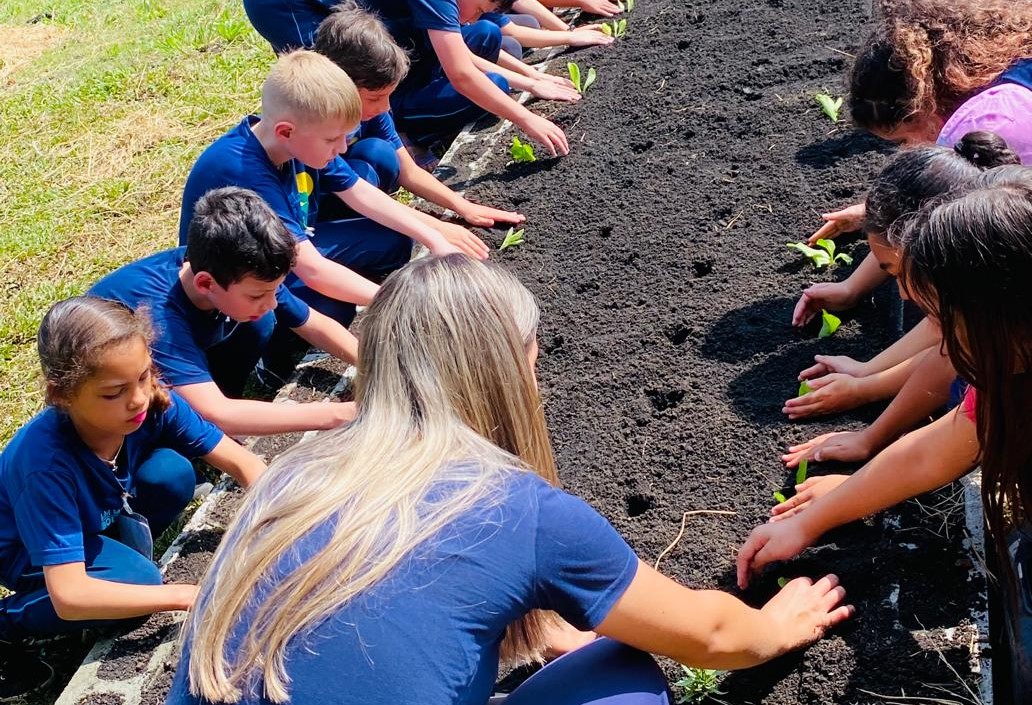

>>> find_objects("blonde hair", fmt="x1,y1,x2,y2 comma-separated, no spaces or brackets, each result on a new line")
261,49,361,127
184,255,560,703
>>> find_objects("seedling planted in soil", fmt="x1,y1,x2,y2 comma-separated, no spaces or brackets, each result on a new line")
818,309,841,338
568,62,597,94
601,18,627,37
674,666,725,704
798,379,812,396
815,92,843,123
773,491,787,504
777,577,789,588
615,0,634,11
510,136,536,163
796,458,808,485
786,238,852,269
499,227,526,251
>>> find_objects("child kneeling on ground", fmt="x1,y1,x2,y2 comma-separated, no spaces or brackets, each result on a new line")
0,298,265,701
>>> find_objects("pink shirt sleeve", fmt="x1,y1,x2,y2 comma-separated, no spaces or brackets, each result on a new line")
937,84,1032,165
960,386,977,424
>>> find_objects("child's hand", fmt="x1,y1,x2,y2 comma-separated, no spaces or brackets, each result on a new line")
529,77,582,103
799,354,868,380
792,282,857,327
170,583,200,611
781,430,873,468
538,72,578,90
770,475,849,522
576,0,624,16
435,221,490,260
758,575,853,651
736,518,819,589
567,28,615,47
518,114,570,156
455,200,525,228
782,373,870,420
806,203,866,246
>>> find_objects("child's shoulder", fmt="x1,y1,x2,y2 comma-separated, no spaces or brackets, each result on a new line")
192,115,274,176
1,409,75,479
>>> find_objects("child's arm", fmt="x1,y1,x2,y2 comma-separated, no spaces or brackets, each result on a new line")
395,146,525,228
782,347,957,468
428,29,570,155
798,317,941,380
43,563,197,621
333,181,468,257
294,241,379,306
540,0,623,18
807,202,866,246
738,404,978,588
597,561,851,669
792,253,889,327
292,308,359,365
499,21,614,49
469,50,581,101
175,382,356,436
511,0,570,30
201,436,266,489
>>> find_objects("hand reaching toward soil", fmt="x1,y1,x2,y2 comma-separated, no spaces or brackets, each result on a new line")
575,0,624,16
518,114,571,156
783,373,871,420
799,354,869,380
537,72,578,90
454,200,525,228
736,518,818,589
806,202,866,246
567,28,616,47
529,77,583,103
435,221,490,260
781,430,873,468
759,575,853,650
792,282,858,327
769,475,849,521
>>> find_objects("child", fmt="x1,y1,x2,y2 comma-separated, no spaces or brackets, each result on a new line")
94,187,358,436
167,256,851,705
802,0,1032,249
482,8,612,58
0,297,265,700
737,169,1032,701
178,50,477,329
313,6,526,229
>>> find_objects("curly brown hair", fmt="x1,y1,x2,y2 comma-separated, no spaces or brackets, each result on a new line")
849,0,1032,132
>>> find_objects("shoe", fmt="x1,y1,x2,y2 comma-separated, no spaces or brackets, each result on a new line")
0,642,54,702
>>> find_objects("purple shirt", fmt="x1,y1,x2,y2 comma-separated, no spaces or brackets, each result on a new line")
937,83,1032,164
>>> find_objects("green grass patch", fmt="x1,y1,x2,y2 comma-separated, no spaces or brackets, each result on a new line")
0,0,274,444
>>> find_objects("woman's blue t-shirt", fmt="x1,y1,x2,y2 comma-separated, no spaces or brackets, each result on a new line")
0,392,223,587
165,471,639,705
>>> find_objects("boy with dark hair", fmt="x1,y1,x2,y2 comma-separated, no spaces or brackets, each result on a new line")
92,187,358,436
314,4,525,228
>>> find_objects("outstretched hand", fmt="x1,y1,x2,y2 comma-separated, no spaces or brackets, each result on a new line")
799,354,868,380
806,203,866,246
758,574,853,651
736,517,816,589
783,373,869,420
792,282,857,327
769,475,849,522
781,431,873,468
455,200,525,228
576,0,624,17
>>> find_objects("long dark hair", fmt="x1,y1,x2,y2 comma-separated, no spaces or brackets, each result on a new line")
899,172,1032,599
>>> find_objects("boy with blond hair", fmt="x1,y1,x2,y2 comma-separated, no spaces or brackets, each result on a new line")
179,50,482,330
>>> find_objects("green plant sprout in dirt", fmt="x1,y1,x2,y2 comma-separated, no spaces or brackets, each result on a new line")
673,666,725,704
796,457,808,485
798,379,812,396
818,309,841,338
814,92,843,123
510,136,536,163
567,62,597,94
600,19,627,37
499,227,526,251
616,0,635,12
777,577,789,588
786,238,852,268
773,490,787,504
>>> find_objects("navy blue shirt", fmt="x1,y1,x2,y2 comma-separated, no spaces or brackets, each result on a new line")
360,0,462,83
89,248,310,387
165,471,638,705
349,111,405,151
178,116,359,245
0,393,222,587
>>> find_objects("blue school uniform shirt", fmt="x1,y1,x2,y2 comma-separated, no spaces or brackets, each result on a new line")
348,111,405,151
360,0,461,79
88,248,310,387
177,115,360,245
0,393,222,587
165,471,639,705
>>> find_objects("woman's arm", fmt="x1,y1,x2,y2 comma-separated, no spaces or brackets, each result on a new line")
201,436,266,489
738,405,979,587
43,562,197,621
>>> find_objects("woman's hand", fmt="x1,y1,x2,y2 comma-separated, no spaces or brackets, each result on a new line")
736,517,819,589
792,282,858,327
806,203,866,246
758,575,853,650
770,475,849,522
781,431,873,468
799,354,869,380
783,374,871,420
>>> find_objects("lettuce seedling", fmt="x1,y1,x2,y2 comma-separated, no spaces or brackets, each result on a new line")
815,92,843,122
499,227,526,251
777,577,789,588
510,136,536,163
673,667,724,705
796,458,808,486
798,379,812,396
773,491,787,504
819,309,841,338
601,18,627,37
568,62,597,94
786,238,852,268
625,0,635,12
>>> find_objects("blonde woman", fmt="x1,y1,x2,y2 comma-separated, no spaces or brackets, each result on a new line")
167,256,852,705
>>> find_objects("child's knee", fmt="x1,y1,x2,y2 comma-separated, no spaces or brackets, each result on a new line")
348,138,401,191
138,449,195,511
464,19,504,61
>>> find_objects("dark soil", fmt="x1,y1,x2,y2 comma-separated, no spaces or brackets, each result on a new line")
446,0,982,701
75,693,124,705
96,613,177,680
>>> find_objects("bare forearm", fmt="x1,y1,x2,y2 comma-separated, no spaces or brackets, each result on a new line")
840,252,890,303
52,578,193,621
295,312,359,365
862,348,956,452
503,23,573,48
865,317,940,373
470,51,538,87
512,0,569,30
854,350,929,403
398,155,466,212
294,256,377,306
191,397,345,436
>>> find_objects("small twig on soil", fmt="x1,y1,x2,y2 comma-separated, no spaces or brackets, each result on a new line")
655,77,667,93
723,209,745,230
825,46,855,58
855,689,963,705
654,510,737,570
914,617,984,705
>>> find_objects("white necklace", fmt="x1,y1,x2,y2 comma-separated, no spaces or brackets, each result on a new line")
97,438,125,472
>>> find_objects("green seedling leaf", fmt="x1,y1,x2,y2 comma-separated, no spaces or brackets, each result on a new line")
818,309,841,338
625,0,635,12
815,238,836,257
798,379,812,396
600,22,613,35
815,92,844,123
673,667,725,705
615,0,625,10
509,136,536,163
773,491,787,504
796,458,808,486
567,62,581,92
499,227,526,251
836,252,854,265
787,241,832,268
777,577,789,588
615,18,627,37
583,67,597,93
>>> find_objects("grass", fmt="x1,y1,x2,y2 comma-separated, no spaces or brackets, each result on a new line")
0,0,274,446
